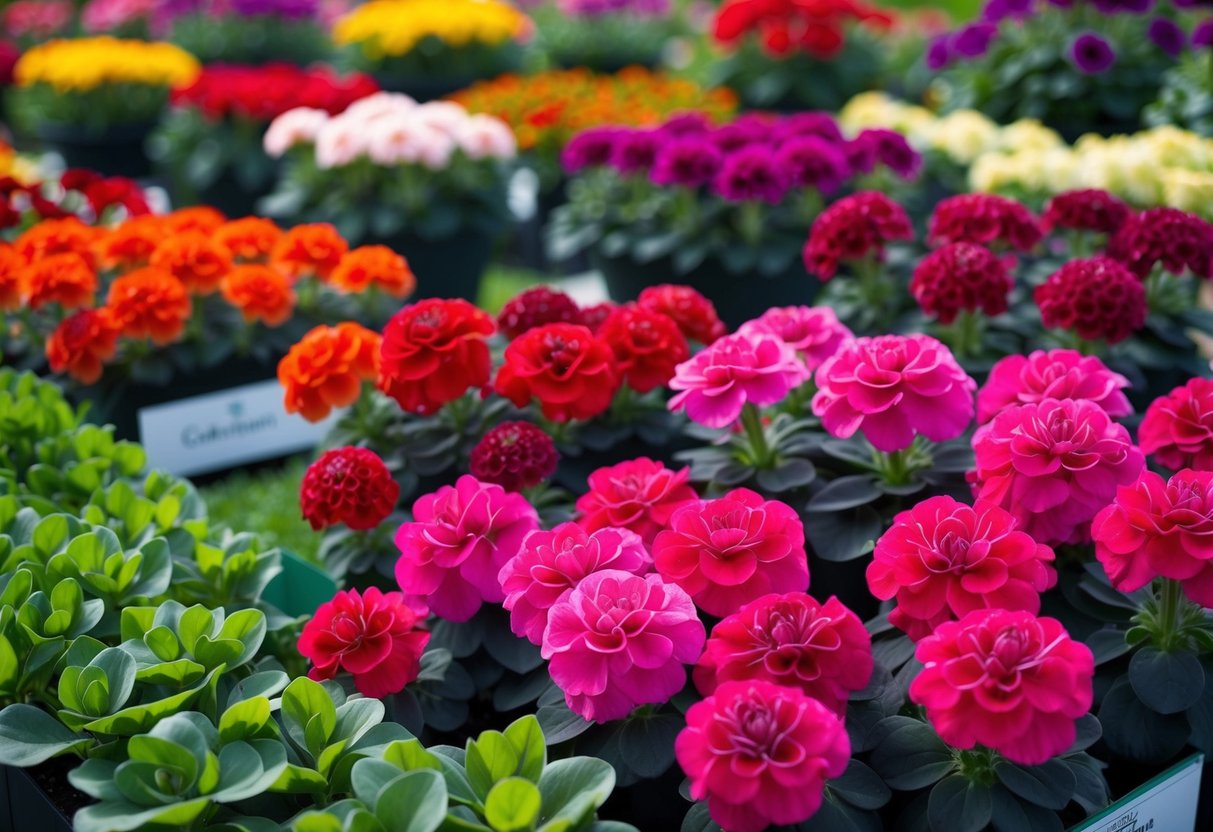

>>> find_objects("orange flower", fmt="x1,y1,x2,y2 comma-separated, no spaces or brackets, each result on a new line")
46,307,120,384
14,217,104,267
278,322,380,422
0,245,21,310
270,223,349,282
20,252,98,310
94,215,167,271
330,245,416,297
161,206,226,235
105,267,192,345
214,217,283,263
149,231,233,295
220,264,296,327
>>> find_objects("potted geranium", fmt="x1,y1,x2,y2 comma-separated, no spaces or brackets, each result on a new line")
260,93,517,301
547,111,923,327
8,36,200,178
162,0,335,65
530,0,681,73
148,63,379,217
333,0,531,102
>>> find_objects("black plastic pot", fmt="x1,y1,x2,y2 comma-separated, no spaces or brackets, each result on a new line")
364,228,496,302
593,249,820,331
183,168,277,220
33,121,157,179
1,766,73,832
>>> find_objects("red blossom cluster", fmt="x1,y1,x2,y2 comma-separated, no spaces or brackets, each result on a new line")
0,170,149,230
171,63,379,122
712,0,894,58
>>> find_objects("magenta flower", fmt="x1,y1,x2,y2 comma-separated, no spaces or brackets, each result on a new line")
543,570,705,722
971,399,1144,545
668,331,810,428
711,144,789,204
737,305,853,372
394,475,539,621
499,523,651,645
1071,32,1116,74
977,349,1132,424
812,334,976,453
653,488,809,617
650,137,722,188
773,136,850,195
676,679,850,832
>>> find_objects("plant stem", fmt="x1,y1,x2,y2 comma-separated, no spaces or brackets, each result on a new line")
737,200,764,247
876,448,912,486
740,403,774,469
1157,577,1184,653
854,255,889,308
948,309,984,359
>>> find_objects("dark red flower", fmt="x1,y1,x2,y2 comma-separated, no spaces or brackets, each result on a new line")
637,284,727,344
928,193,1043,252
496,285,584,339
910,242,1013,324
579,301,617,333
494,323,620,422
469,421,559,492
1041,189,1132,236
803,191,913,281
378,298,496,415
300,446,400,531
598,304,690,393
1108,207,1213,279
1034,256,1146,345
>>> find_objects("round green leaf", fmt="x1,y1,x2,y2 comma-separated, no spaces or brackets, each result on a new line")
374,769,448,832
927,775,992,832
1098,678,1190,764
1129,647,1205,714
486,777,542,832
993,759,1075,811
868,717,955,791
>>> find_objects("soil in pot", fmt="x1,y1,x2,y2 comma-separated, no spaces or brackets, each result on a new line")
3,757,87,832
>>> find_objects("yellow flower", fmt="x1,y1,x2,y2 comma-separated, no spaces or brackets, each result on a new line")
1163,169,1213,219
997,119,1062,154
930,110,1000,165
14,37,200,94
334,0,529,58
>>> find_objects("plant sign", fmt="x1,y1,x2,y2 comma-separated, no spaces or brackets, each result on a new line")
1070,755,1203,832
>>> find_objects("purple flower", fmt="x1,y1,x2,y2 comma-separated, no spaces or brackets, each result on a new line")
953,22,998,59
1070,32,1117,74
561,128,621,173
1148,17,1186,57
660,112,713,138
709,121,770,154
1195,20,1213,48
926,34,953,70
773,136,850,195
229,0,321,17
983,0,1033,22
712,145,788,204
844,134,878,176
609,129,662,174
651,138,723,188
859,128,923,180
1091,0,1154,11
772,112,844,144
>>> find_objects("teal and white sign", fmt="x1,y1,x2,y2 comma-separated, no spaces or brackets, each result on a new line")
1071,754,1204,832
137,379,336,476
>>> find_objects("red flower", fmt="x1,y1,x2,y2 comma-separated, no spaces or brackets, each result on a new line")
104,268,192,345
377,298,495,414
0,245,19,310
271,223,349,281
300,446,400,531
494,323,620,422
598,304,689,393
576,457,697,544
1092,469,1213,607
1035,256,1145,345
910,609,1094,766
1041,188,1131,236
468,420,558,492
802,191,913,281
45,308,120,384
149,232,234,295
909,242,1012,324
693,592,872,717
279,323,380,422
1139,377,1213,471
1108,206,1213,279
927,193,1043,252
868,496,1057,641
579,301,617,333
637,284,727,345
172,64,380,122
496,285,583,339
297,587,429,699
653,488,809,617
19,252,97,310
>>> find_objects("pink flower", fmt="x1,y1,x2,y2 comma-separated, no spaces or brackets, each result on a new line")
668,331,810,428
737,305,853,372
812,334,976,453
499,523,652,645
264,107,328,156
543,570,705,723
693,593,872,717
1139,378,1213,471
342,92,417,123
653,488,809,617
315,115,367,169
297,587,430,699
366,115,438,166
575,457,698,545
1092,469,1213,607
868,496,1057,641
910,609,1094,766
676,679,850,832
977,349,1132,424
971,399,1144,545
453,114,517,160
412,101,470,134
394,475,539,621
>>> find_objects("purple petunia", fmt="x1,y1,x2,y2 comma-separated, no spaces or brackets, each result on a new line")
1147,17,1186,57
774,136,850,195
926,34,953,70
709,121,770,154
953,22,998,59
1070,32,1117,74
982,0,1033,22
844,134,879,176
659,112,714,139
771,112,844,144
712,145,788,204
1090,0,1154,11
858,129,923,181
650,137,723,188
609,129,663,174
561,128,621,173
1195,19,1213,49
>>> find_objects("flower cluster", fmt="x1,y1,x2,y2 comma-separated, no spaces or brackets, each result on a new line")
171,64,379,123
265,93,516,170
333,0,530,59
1034,257,1146,345
575,457,697,544
469,421,559,492
909,242,1013,324
13,36,199,93
300,446,400,531
1140,378,1213,471
927,193,1043,252
1042,188,1132,236
977,350,1132,424
1108,206,1213,280
737,305,853,372
712,0,894,59
0,169,149,231
802,191,914,280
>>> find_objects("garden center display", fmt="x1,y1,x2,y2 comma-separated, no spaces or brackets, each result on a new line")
0,2,1210,831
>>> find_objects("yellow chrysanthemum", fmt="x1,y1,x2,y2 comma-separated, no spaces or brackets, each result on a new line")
1163,169,1213,219
15,37,200,94
334,0,529,58
930,110,1000,165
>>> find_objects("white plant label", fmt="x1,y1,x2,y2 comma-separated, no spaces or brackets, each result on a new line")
1071,754,1203,832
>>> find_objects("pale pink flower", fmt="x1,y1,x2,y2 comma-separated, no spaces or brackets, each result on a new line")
413,127,457,170
453,113,517,160
738,305,853,372
499,523,651,645
314,115,367,169
263,107,328,157
341,91,417,124
977,349,1132,424
365,115,435,166
543,569,705,722
668,331,810,428
412,101,471,134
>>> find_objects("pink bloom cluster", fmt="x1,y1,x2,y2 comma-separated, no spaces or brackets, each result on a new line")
977,350,1132,424
1140,378,1213,471
668,330,809,429
737,305,853,372
812,333,976,452
575,457,696,544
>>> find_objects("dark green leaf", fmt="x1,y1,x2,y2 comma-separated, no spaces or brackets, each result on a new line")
1129,647,1205,714
927,775,992,832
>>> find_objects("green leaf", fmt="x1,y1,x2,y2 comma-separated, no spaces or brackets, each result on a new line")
504,715,546,783
868,717,954,791
927,775,992,832
282,676,337,758
536,758,615,829
212,739,289,803
994,759,1075,811
808,475,882,511
272,763,330,795
1098,678,1190,765
486,777,543,832
616,712,681,779
374,769,448,832
989,785,1063,832
220,697,272,744
467,731,522,800
829,759,891,811
1128,647,1205,714
0,703,91,766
